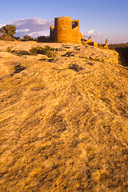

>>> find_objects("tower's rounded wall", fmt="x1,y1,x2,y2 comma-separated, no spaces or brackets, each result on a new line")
55,17,72,43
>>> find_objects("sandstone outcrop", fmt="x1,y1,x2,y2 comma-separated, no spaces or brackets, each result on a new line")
82,36,92,45
80,32,85,40
0,40,128,192
90,41,99,48
104,39,108,49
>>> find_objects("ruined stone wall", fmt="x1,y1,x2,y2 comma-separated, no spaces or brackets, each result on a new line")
72,20,81,44
53,16,81,44
50,16,108,47
55,17,72,43
50,26,55,42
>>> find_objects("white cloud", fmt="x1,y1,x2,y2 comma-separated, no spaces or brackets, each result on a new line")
0,24,4,36
28,31,48,38
0,24,4,28
85,29,94,36
9,18,53,38
83,29,102,38
17,29,30,33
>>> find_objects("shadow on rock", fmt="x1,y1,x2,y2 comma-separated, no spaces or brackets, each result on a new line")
116,47,128,67
11,64,26,76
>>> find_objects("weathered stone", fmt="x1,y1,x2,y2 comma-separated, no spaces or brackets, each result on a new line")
50,16,81,44
104,39,108,49
93,41,98,47
49,16,108,48
88,41,99,48
87,36,92,43
50,26,55,41
82,36,92,44
80,33,85,40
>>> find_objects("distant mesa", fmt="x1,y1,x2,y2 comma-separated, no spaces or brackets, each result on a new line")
49,16,108,49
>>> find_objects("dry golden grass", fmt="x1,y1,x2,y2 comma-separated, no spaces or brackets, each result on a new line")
0,40,128,191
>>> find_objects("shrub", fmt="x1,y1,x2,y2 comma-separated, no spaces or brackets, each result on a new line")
14,36,21,41
37,36,50,42
6,46,13,52
109,43,128,50
6,47,30,56
29,46,56,57
23,35,33,41
11,50,30,56
0,34,14,41
0,25,16,40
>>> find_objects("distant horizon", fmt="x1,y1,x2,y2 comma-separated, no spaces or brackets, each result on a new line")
0,0,128,44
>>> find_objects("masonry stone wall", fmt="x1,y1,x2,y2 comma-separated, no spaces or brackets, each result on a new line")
50,16,81,44
72,20,81,44
50,26,55,41
50,16,108,48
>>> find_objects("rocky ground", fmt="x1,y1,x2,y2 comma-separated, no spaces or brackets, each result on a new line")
0,40,128,192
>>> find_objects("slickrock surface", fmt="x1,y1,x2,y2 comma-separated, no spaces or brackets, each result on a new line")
0,41,128,192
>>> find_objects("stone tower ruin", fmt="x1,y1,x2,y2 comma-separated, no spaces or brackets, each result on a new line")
50,16,81,44
50,16,108,48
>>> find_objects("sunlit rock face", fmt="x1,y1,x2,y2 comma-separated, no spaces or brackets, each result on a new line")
50,16,81,44
0,40,128,192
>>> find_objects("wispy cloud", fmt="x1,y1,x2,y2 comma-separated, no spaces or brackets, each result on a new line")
84,29,94,36
28,31,48,37
83,29,102,38
0,24,4,36
9,18,53,38
0,24,4,28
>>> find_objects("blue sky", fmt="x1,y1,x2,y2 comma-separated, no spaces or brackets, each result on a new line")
0,0,128,43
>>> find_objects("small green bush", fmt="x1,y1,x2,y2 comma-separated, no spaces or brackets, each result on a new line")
29,46,56,57
23,35,33,41
0,25,16,41
12,50,30,56
6,46,13,52
109,43,128,50
0,35,14,41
